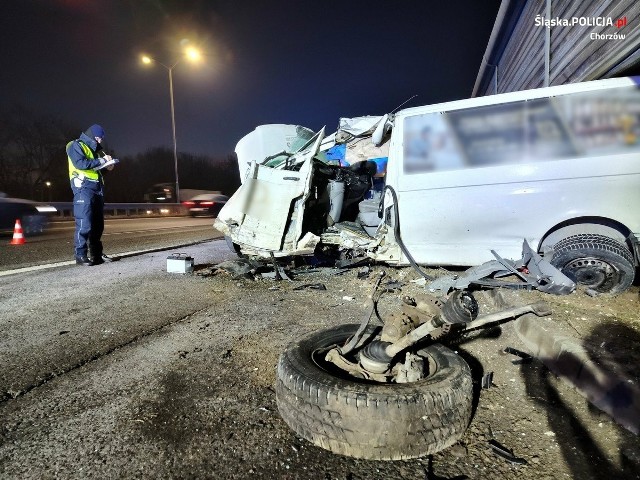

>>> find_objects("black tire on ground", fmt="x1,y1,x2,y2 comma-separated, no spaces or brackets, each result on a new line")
550,234,635,294
275,324,473,460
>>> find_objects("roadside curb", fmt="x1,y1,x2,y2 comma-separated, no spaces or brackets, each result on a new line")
513,314,640,435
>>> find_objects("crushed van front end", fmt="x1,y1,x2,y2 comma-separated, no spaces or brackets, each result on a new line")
215,118,396,262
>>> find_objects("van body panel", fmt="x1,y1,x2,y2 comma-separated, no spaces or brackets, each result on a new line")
386,77,640,266
392,170,639,265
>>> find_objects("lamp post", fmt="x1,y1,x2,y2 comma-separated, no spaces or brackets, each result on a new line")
45,181,51,202
141,47,201,203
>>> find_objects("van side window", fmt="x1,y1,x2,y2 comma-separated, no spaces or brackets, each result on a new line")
403,113,466,173
403,85,640,174
558,87,640,156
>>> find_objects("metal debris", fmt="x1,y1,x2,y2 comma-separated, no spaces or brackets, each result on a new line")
331,268,350,276
293,283,327,291
335,256,371,269
270,252,292,281
488,439,528,465
215,257,294,281
383,280,404,291
357,266,371,279
427,239,575,295
214,259,263,278
504,346,533,365
482,372,494,389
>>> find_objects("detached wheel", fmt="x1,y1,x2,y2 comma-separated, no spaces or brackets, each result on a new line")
551,234,635,294
275,324,473,460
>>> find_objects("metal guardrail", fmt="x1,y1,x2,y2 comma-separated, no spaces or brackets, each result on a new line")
49,202,188,219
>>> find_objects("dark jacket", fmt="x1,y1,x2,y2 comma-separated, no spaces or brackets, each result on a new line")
67,132,106,193
67,132,103,172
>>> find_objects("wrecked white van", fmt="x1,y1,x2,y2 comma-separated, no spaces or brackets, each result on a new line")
215,76,640,293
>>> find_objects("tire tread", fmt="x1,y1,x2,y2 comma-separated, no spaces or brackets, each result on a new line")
551,233,635,294
275,326,473,460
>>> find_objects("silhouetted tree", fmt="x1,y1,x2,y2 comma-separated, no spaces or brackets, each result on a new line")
105,147,241,202
0,106,75,200
0,107,241,203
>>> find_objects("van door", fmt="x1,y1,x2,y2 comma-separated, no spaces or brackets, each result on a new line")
216,131,324,254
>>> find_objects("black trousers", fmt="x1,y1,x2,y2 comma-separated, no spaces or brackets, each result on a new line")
72,184,104,258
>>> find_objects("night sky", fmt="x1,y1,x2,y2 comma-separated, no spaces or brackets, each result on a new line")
0,0,501,157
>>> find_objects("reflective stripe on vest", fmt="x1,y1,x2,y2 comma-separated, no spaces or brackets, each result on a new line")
67,140,100,182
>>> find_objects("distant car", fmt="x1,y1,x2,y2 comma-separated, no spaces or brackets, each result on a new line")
182,193,229,217
0,192,57,235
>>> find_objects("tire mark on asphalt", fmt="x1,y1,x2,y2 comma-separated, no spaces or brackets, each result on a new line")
0,305,212,404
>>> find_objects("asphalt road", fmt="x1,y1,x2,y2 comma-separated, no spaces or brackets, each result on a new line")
0,216,222,271
0,238,638,478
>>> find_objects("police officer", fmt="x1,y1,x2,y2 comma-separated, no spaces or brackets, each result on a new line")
66,124,116,266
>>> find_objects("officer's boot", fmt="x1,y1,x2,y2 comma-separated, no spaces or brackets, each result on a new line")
75,255,94,266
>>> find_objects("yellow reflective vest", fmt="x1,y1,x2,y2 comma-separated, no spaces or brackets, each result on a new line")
67,140,100,182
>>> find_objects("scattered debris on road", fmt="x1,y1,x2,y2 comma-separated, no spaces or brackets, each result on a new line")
426,240,576,295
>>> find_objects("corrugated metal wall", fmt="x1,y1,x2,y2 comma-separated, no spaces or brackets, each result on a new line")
478,0,640,96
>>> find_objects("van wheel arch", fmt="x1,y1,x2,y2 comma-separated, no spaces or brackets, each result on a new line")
539,220,631,253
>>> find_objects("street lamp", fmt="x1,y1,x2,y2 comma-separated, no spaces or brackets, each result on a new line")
45,181,51,202
140,48,201,203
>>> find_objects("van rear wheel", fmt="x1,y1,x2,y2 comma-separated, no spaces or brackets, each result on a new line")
550,234,635,294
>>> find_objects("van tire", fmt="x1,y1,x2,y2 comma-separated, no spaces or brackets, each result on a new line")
550,234,635,294
275,324,473,460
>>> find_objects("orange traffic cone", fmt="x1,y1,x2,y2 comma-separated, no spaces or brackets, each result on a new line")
10,219,25,245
